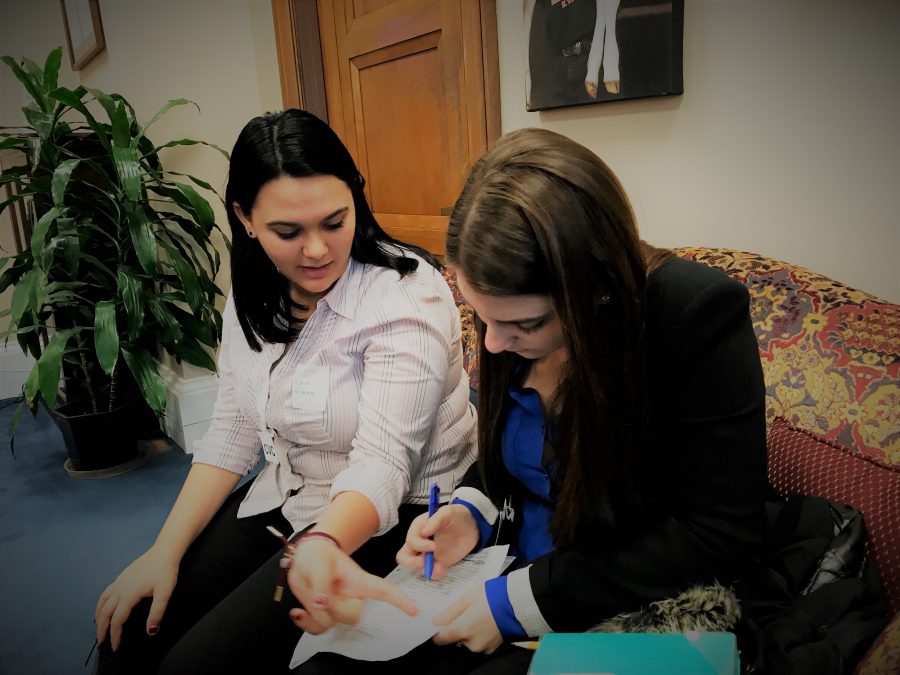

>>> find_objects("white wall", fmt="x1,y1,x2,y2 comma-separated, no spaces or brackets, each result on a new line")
0,0,281,420
497,0,900,303
0,0,282,310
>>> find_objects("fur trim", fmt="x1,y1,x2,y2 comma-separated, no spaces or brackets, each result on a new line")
589,583,741,634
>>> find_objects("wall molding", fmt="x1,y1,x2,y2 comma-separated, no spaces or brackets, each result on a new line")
157,362,219,454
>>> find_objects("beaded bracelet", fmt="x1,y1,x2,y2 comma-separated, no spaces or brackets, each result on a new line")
266,526,342,602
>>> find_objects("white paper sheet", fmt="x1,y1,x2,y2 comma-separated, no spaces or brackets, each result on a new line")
289,545,511,668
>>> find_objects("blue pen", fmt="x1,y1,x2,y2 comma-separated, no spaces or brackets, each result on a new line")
424,482,440,581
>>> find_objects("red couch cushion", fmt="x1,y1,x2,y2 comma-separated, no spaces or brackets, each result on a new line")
768,416,900,613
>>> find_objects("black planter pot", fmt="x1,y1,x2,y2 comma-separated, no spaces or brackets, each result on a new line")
48,397,146,478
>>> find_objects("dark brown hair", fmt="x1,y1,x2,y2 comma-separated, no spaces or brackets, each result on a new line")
226,109,440,350
447,128,672,545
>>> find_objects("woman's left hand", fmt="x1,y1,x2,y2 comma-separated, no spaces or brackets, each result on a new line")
287,538,417,634
431,585,503,654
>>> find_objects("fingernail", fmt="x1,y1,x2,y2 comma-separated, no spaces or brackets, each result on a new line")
313,594,330,607
147,625,159,636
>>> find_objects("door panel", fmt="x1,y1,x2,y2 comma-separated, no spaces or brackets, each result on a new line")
316,0,499,255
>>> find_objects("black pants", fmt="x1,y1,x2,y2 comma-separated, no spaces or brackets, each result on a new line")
94,482,419,675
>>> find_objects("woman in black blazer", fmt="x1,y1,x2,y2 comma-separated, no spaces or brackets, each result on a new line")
296,127,768,675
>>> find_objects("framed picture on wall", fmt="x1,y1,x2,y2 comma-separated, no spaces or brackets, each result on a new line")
60,0,106,70
525,0,684,111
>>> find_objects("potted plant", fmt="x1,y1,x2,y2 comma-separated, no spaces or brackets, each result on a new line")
0,47,227,475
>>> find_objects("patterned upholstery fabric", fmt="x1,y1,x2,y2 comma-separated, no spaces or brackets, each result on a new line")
768,417,900,614
856,612,900,675
442,268,479,386
443,249,900,671
675,247,899,468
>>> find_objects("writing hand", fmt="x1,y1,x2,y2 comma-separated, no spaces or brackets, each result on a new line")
287,538,417,635
432,585,502,654
395,504,479,580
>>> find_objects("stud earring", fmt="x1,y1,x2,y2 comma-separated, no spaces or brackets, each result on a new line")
246,230,255,239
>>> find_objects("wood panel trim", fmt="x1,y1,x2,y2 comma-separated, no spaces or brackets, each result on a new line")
377,213,449,255
346,0,441,57
292,0,329,120
460,0,487,170
273,0,329,121
351,30,441,70
272,0,302,109
480,0,501,144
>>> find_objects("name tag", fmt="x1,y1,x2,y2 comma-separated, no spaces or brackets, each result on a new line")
291,364,329,412
258,428,277,463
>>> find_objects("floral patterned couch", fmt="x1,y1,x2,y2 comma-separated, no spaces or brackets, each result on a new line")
443,246,899,673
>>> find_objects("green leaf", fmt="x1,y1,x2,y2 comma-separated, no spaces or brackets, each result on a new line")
8,398,29,456
49,87,111,152
42,47,62,94
169,339,216,372
85,87,118,128
122,347,167,413
51,158,80,207
10,269,37,324
35,327,79,409
138,98,197,141
147,296,183,343
110,100,131,149
24,136,41,173
117,268,144,341
173,183,214,232
153,138,230,160
22,106,54,141
17,326,43,360
113,145,141,201
0,260,28,295
165,170,219,195
164,245,202,313
23,362,40,403
29,206,65,262
166,303,219,348
1,55,45,112
55,217,80,275
21,57,42,83
126,203,156,273
0,136,28,151
94,300,119,375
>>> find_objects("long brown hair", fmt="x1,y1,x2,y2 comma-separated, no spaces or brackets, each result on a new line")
446,128,672,546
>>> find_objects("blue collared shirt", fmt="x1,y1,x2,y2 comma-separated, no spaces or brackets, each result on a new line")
454,385,555,638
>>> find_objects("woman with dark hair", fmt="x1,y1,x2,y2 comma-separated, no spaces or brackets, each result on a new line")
299,127,767,674
92,109,476,674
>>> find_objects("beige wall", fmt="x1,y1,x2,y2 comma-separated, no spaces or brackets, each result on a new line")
498,0,900,303
0,0,283,327
2,0,897,318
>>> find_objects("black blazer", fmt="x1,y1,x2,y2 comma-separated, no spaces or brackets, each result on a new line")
461,258,768,632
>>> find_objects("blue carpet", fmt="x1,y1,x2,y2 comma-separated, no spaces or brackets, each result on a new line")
0,399,192,675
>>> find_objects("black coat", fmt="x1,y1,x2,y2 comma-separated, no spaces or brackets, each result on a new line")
461,258,769,632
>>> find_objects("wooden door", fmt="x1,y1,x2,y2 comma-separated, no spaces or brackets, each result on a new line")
274,0,500,255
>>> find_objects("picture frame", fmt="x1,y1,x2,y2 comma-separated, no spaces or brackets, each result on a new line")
525,0,684,111
60,0,106,70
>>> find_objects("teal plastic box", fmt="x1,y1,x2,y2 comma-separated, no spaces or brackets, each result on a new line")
527,632,740,675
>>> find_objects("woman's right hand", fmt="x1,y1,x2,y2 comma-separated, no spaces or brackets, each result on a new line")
94,547,179,651
395,503,480,579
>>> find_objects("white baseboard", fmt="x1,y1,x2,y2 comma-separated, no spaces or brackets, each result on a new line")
0,343,35,399
157,363,219,453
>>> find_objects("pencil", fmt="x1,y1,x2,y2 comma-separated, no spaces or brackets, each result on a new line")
512,640,539,651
